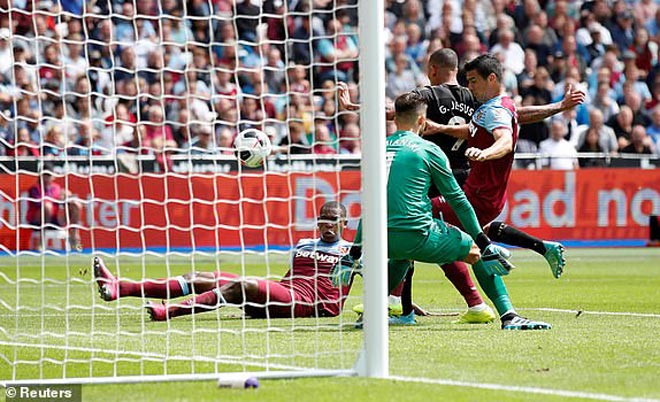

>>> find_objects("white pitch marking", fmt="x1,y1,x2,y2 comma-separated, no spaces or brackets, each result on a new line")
521,308,660,319
389,375,659,402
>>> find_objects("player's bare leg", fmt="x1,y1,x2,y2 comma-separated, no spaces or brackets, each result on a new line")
65,199,82,251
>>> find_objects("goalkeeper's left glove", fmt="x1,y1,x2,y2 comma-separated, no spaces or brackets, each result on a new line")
475,233,515,276
481,244,515,276
330,254,362,288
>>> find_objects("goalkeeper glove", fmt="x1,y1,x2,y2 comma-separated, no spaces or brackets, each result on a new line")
475,233,515,276
330,254,362,288
481,244,515,276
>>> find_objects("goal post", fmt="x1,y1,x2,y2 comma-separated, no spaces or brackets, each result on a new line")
0,0,389,385
357,0,389,379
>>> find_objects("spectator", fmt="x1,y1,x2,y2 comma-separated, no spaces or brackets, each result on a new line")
585,24,609,63
577,126,607,168
592,81,620,122
607,106,635,148
519,66,552,146
0,28,12,76
576,108,618,153
143,105,175,150
68,120,105,156
99,103,134,153
631,27,657,77
26,162,82,251
539,119,579,170
608,10,635,53
235,0,260,42
490,28,525,75
316,18,358,83
517,49,539,92
7,127,40,157
405,23,428,66
620,125,655,154
217,127,235,155
646,105,660,151
185,124,216,154
263,48,286,94
312,125,337,155
339,123,361,155
387,53,418,99
41,126,66,157
280,122,310,155
523,24,552,66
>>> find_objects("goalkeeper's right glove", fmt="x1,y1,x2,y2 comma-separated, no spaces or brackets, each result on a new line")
475,233,515,276
330,254,362,288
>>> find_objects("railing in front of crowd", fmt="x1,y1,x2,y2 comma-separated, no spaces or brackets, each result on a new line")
0,153,658,174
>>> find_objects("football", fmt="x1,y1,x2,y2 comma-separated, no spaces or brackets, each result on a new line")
234,128,272,168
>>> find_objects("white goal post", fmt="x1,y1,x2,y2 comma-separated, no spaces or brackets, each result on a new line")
0,0,388,385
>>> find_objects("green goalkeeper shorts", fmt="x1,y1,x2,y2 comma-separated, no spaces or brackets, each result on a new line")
388,218,473,265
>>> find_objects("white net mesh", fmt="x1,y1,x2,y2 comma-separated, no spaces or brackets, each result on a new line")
0,0,365,383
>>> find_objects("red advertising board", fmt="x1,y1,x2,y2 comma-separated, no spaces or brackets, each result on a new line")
1,169,658,251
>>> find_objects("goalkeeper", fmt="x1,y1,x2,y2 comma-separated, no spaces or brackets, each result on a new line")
338,92,513,320
93,202,355,321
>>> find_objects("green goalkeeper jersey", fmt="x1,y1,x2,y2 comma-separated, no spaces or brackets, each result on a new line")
386,130,482,239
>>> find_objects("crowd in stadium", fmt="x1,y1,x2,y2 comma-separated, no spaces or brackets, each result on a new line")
0,0,659,167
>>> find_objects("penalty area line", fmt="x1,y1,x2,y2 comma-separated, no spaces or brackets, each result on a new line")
424,308,660,319
389,375,659,402
521,308,660,319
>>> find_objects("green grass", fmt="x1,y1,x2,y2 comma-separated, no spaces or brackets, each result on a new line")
1,248,659,401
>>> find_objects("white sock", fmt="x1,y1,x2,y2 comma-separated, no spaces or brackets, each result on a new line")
388,295,401,305
468,302,488,312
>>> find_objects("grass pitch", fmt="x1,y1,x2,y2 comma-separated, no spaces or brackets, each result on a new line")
1,248,659,401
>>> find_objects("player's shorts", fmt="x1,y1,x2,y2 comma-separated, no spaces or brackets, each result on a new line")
213,271,315,318
27,203,62,227
388,218,474,265
431,188,502,229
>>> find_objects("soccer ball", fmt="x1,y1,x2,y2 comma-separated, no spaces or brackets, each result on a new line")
234,128,272,168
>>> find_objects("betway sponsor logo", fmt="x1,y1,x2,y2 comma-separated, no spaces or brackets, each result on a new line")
295,250,340,264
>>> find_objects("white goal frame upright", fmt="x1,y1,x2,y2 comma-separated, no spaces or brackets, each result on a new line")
0,0,388,386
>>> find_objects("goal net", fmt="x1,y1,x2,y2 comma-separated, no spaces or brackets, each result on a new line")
0,0,387,384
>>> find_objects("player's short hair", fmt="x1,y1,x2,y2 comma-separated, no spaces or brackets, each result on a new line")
394,92,427,123
428,48,458,70
320,201,347,219
464,53,502,82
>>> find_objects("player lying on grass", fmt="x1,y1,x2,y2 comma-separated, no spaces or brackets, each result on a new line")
93,201,356,321
338,92,516,328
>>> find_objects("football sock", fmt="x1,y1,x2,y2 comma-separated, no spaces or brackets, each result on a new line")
169,288,224,318
471,260,514,316
487,221,546,255
390,278,405,297
119,276,187,299
441,261,483,307
400,265,414,316
388,260,411,294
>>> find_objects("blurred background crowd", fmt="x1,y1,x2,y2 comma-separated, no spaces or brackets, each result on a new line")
0,0,659,168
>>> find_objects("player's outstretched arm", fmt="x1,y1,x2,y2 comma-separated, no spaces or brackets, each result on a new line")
465,128,513,162
518,84,586,124
423,121,470,138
